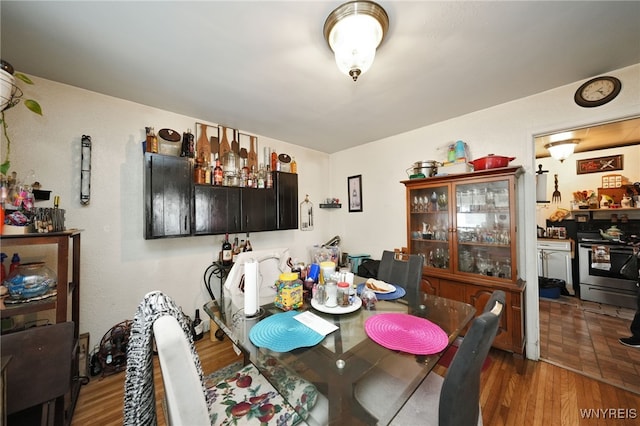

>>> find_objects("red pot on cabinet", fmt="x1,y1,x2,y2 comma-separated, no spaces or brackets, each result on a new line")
469,154,516,170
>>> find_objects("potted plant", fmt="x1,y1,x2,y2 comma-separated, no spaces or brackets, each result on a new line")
1,59,43,176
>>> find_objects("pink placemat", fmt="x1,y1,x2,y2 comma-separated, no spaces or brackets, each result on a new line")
364,313,448,355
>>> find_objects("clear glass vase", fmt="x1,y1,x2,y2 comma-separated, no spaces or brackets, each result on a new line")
3,262,57,299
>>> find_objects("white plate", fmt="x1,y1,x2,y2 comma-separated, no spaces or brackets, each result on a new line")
365,283,396,294
311,296,362,314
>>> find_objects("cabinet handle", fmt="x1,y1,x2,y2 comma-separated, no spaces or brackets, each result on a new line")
184,215,188,231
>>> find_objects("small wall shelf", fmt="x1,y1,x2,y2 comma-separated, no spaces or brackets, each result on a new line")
319,203,342,209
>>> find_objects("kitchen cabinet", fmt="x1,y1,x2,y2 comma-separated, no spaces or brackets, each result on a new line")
194,185,241,235
275,172,298,230
537,239,573,295
144,153,192,239
403,167,525,356
147,156,299,237
0,231,81,425
241,187,277,232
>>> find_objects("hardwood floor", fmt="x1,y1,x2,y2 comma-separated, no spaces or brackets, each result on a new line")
70,328,640,425
71,332,243,426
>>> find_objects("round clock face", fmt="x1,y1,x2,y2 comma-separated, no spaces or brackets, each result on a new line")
575,76,621,107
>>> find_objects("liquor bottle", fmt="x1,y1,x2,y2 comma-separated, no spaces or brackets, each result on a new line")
187,129,195,157
0,253,7,282
10,253,20,273
222,234,232,266
146,127,158,153
192,309,204,341
251,166,258,188
266,169,273,189
271,149,278,172
181,129,194,157
290,157,297,174
257,165,265,189
213,159,223,186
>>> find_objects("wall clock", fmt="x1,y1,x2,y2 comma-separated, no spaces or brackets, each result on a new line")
574,76,621,108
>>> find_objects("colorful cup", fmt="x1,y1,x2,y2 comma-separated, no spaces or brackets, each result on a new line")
308,263,320,282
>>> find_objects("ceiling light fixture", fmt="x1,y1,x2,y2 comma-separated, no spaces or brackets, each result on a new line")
323,1,389,82
545,139,579,162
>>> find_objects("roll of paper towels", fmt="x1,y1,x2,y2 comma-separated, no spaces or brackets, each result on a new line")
244,259,259,316
536,173,548,202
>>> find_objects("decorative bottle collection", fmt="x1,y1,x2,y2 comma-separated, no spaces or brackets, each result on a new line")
145,125,298,187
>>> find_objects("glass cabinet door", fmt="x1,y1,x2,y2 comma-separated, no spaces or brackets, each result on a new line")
454,178,513,281
408,184,452,272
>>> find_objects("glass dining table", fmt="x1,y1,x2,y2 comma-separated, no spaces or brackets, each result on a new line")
203,277,475,425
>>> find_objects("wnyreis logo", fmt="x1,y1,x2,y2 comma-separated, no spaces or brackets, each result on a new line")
579,408,637,419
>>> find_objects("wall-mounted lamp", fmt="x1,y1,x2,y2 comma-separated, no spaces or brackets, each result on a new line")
545,139,579,162
323,1,389,81
81,135,91,205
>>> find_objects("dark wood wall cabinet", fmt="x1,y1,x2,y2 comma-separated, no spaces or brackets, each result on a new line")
145,153,298,239
144,153,193,239
403,167,526,358
0,231,82,425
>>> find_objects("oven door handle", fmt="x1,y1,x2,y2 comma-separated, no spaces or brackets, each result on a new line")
607,249,634,255
579,245,633,255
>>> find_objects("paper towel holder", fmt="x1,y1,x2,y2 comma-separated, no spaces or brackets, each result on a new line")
536,164,550,204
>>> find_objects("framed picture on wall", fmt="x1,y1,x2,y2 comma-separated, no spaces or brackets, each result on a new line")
576,154,623,175
348,174,363,212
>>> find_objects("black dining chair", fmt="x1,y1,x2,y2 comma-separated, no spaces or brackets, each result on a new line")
377,250,424,306
355,290,505,426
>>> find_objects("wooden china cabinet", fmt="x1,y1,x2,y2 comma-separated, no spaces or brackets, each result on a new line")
402,166,526,357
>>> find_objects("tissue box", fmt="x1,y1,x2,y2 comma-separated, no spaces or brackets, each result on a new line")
2,224,33,235
438,161,473,175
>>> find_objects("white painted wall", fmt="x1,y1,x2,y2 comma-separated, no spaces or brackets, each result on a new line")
4,63,639,360
328,64,640,360
3,79,331,345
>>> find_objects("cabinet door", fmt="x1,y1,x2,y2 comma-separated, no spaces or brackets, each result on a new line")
144,153,192,239
465,284,512,350
241,188,277,232
275,172,298,230
542,250,572,285
454,175,516,282
407,183,453,272
194,185,241,235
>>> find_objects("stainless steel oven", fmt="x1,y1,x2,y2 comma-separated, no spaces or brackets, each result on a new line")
578,241,637,309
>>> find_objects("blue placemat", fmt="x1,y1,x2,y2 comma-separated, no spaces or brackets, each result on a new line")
356,283,406,300
249,310,324,352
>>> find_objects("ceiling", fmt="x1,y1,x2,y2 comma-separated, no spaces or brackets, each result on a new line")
2,1,640,154
534,116,640,159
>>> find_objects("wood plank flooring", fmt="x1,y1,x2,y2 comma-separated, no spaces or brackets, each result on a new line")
70,327,640,425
